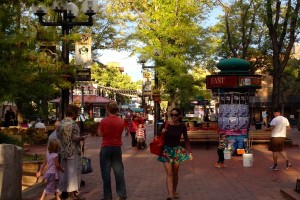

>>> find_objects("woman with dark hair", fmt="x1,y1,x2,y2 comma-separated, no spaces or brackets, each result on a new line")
157,108,193,200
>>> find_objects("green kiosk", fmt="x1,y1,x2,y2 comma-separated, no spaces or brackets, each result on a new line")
206,58,261,155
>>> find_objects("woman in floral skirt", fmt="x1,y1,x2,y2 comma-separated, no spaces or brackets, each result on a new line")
157,108,193,200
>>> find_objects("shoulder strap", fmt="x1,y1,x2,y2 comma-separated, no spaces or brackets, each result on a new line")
164,121,169,128
81,141,85,156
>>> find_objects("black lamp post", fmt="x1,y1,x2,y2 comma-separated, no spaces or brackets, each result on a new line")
81,85,85,114
32,0,98,119
139,56,160,135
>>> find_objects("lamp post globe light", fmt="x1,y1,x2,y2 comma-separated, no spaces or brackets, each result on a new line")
32,0,98,119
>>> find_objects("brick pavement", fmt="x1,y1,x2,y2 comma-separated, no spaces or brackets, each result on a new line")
26,125,300,200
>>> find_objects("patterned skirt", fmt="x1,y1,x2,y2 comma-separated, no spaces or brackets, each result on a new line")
157,145,190,165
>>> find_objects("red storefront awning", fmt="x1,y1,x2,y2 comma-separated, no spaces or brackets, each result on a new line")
50,95,111,105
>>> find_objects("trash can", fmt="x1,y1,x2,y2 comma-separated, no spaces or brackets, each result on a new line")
255,122,262,130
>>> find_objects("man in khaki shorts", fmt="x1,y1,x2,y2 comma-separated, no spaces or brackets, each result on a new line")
266,109,292,170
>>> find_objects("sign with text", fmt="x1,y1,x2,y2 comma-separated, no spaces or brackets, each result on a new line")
76,69,91,81
206,75,261,89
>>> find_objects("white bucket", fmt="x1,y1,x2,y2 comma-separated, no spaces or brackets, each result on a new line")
243,153,253,167
224,149,231,160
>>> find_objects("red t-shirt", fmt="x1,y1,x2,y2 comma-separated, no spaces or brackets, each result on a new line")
98,115,124,147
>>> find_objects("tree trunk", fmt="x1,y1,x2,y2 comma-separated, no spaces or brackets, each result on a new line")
271,58,281,112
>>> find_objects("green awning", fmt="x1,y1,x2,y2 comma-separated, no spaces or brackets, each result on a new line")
130,107,144,112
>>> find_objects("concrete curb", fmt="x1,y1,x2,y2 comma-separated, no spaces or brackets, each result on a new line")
280,189,300,200
22,182,46,200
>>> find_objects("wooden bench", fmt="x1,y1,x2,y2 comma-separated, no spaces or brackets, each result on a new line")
45,125,55,135
248,130,292,143
181,129,219,148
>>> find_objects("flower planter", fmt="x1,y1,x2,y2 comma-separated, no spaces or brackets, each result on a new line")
152,95,161,102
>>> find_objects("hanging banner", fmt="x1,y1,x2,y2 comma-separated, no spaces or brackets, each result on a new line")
75,34,92,68
142,70,152,96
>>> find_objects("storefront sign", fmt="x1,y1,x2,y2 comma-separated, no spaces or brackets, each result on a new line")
206,75,261,89
76,69,91,81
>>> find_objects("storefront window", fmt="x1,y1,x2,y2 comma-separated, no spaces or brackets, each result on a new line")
93,106,106,118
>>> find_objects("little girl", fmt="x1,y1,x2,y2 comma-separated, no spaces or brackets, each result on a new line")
36,138,64,200
136,123,146,149
215,134,227,168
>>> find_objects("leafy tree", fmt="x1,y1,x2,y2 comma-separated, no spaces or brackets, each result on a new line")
209,0,271,74
209,0,300,115
91,63,138,103
264,0,300,111
0,1,61,121
107,0,214,110
0,0,125,121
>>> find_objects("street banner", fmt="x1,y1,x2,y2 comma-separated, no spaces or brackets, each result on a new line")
142,70,152,96
75,34,92,67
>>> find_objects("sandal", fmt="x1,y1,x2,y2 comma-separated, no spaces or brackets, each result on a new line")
173,192,180,199
70,192,86,200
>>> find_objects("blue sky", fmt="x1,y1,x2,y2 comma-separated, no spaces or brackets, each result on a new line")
98,50,142,81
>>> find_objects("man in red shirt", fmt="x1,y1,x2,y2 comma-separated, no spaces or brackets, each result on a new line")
98,101,127,200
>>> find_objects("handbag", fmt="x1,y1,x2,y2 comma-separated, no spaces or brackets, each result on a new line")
81,141,93,174
150,121,168,155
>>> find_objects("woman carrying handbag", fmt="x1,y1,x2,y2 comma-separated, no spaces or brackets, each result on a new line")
157,108,193,200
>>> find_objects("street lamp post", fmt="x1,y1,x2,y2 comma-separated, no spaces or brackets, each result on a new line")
139,56,160,136
154,71,160,136
81,85,85,114
32,0,98,119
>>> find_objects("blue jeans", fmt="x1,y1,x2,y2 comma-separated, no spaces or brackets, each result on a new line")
100,146,127,199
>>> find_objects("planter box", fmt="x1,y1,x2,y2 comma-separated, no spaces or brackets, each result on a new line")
22,161,44,191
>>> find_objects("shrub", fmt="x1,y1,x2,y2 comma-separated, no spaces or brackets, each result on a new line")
0,130,22,147
84,119,99,136
0,128,48,146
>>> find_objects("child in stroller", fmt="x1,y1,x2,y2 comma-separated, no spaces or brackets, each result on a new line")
136,123,147,149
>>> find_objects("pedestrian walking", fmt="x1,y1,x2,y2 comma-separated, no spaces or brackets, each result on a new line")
4,110,11,127
129,115,138,149
57,105,86,200
265,109,292,170
36,139,65,200
98,101,127,200
157,108,193,200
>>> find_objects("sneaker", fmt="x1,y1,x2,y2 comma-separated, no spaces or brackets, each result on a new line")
214,163,221,168
270,165,278,171
286,163,292,170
